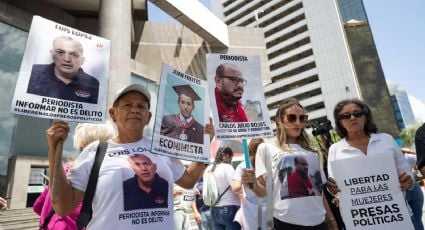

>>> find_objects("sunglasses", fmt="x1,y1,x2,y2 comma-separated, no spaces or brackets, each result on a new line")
286,114,308,123
338,110,364,120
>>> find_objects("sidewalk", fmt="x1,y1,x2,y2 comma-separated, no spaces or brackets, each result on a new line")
0,208,38,230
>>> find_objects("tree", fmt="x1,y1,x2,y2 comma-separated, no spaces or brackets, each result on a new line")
400,123,421,148
310,130,341,156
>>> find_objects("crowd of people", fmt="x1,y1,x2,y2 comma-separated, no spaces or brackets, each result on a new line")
2,81,425,230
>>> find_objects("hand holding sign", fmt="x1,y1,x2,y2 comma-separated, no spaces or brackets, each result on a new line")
330,155,414,230
398,172,413,191
326,177,341,195
204,117,215,142
46,120,69,203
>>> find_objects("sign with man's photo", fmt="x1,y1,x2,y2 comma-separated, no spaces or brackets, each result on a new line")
151,64,210,163
10,16,111,122
206,54,273,140
277,154,324,200
330,155,414,230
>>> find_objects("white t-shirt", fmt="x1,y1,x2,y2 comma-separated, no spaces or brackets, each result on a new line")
255,143,326,226
404,154,417,168
233,162,267,230
205,163,240,207
327,133,413,179
173,184,196,212
68,138,185,229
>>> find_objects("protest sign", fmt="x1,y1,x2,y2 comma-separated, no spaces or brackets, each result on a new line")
206,54,273,140
151,64,210,162
10,16,110,123
331,155,414,230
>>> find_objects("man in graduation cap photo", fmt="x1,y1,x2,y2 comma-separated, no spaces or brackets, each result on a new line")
160,84,204,144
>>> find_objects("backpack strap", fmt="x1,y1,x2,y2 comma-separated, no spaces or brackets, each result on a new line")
76,141,108,230
213,185,230,206
257,197,263,230
40,208,55,230
264,146,274,230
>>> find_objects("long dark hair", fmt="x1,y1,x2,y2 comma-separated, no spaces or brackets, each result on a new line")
275,98,312,151
333,98,378,138
212,146,233,172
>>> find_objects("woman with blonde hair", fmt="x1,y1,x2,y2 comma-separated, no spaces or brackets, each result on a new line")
242,98,337,229
73,121,115,151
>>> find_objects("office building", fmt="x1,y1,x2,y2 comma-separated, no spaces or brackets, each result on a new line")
212,0,399,135
0,0,270,208
387,81,416,130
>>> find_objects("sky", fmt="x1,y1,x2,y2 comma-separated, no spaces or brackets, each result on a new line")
148,0,425,121
363,0,425,122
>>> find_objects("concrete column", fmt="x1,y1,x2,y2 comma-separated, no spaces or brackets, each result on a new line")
99,0,132,108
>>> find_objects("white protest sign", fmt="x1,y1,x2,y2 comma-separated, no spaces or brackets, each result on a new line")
206,54,273,140
331,155,413,230
10,16,110,123
151,64,210,162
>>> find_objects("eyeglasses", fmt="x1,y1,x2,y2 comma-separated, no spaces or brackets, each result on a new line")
338,110,364,120
219,76,247,86
286,114,308,123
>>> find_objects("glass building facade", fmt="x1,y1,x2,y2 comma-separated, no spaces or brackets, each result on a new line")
337,0,367,22
0,23,26,195
388,82,416,130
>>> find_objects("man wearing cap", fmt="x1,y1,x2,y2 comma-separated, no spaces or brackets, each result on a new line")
46,83,214,229
160,84,204,144
214,63,248,122
27,36,99,104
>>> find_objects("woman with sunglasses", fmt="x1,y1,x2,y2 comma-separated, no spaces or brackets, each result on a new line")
242,98,338,230
326,99,414,223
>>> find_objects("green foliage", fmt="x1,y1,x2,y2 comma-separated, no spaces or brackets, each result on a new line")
400,122,421,148
310,130,341,154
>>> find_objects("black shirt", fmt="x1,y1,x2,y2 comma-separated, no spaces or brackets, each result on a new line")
416,123,425,169
123,174,169,211
27,63,99,104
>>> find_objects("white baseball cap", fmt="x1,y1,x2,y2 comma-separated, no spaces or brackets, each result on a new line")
112,84,151,107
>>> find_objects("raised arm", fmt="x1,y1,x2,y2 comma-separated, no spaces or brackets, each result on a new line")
46,120,84,216
176,118,214,188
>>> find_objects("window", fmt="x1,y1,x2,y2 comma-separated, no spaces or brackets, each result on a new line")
0,23,28,160
0,22,28,195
